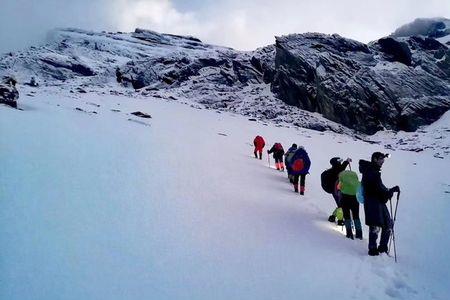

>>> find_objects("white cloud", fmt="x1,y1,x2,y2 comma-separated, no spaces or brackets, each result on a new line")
0,0,448,53
113,0,200,33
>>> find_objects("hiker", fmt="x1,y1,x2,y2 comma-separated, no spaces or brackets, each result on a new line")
287,146,311,195
321,157,351,226
253,135,266,159
359,152,400,256
268,142,285,171
284,143,298,183
338,170,362,239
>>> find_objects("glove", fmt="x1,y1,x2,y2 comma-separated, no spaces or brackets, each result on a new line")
390,186,400,193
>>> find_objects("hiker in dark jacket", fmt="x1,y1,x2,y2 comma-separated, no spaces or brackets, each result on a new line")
359,152,400,256
285,144,297,183
253,135,266,159
288,146,311,195
268,143,285,171
327,157,351,225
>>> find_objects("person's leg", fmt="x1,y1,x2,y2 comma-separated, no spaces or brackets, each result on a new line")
299,174,306,195
332,191,341,208
351,198,362,239
378,206,392,253
368,226,380,255
275,157,280,170
342,195,353,239
293,175,299,193
258,149,262,159
254,147,258,158
329,191,341,222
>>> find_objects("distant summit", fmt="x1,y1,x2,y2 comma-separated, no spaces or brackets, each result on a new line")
392,17,450,39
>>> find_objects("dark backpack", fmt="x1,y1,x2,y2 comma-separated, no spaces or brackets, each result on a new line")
274,143,283,151
321,169,336,194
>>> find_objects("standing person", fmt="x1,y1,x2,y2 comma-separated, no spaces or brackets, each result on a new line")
359,152,400,256
284,143,298,183
321,157,351,226
338,170,363,239
268,143,285,171
253,135,266,159
288,146,311,195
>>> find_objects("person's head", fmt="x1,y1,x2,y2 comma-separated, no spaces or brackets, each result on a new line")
371,152,389,167
292,143,297,149
330,157,343,167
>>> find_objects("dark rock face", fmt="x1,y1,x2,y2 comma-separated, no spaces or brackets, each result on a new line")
40,57,95,77
377,38,412,66
131,111,152,118
0,79,19,108
270,33,450,134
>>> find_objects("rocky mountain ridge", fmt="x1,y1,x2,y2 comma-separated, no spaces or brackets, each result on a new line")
1,18,449,134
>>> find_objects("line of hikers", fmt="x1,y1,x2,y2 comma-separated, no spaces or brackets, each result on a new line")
253,135,401,257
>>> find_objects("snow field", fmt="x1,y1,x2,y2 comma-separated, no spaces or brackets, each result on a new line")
1,90,449,299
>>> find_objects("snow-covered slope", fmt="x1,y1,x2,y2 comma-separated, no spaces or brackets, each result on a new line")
1,89,449,299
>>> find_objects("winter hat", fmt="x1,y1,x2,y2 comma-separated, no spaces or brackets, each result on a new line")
330,157,342,166
371,152,389,161
292,143,297,148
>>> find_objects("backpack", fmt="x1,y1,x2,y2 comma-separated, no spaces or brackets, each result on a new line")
289,148,311,175
338,170,360,196
356,185,365,204
321,169,335,194
284,149,296,168
274,143,283,151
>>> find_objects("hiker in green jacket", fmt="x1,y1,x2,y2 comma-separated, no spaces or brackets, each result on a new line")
338,170,363,239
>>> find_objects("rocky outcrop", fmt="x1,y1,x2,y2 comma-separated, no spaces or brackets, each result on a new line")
0,77,19,108
270,33,450,134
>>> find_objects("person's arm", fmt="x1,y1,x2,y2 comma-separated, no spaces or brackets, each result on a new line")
372,172,393,203
338,160,350,172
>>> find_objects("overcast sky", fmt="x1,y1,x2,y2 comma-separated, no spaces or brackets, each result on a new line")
0,0,448,54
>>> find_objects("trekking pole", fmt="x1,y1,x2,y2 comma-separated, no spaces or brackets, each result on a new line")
388,191,400,263
388,198,394,254
392,192,400,263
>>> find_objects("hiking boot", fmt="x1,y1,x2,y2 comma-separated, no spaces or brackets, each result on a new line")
300,191,304,195
328,215,336,223
368,248,379,256
337,220,345,226
378,245,388,254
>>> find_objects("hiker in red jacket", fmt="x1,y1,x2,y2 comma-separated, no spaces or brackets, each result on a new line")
253,135,265,159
